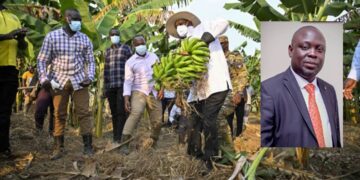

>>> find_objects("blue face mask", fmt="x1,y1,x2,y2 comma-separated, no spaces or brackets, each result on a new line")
110,35,120,44
69,21,81,32
135,45,147,56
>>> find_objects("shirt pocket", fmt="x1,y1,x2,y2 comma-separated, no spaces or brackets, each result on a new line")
53,40,68,55
74,41,86,56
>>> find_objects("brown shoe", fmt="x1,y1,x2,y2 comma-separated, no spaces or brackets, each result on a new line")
119,134,131,155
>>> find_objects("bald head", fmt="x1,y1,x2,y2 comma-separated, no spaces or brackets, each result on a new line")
132,35,145,47
291,26,325,46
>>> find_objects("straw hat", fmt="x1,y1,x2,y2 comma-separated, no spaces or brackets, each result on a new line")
166,11,201,38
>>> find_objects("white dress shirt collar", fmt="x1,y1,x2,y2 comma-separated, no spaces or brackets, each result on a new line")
290,67,318,90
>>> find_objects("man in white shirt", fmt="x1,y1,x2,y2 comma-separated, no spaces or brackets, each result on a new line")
120,35,163,154
261,26,341,147
166,11,232,171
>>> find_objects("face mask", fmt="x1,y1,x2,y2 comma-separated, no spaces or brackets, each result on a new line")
69,20,81,32
110,35,120,44
177,25,188,38
135,45,147,56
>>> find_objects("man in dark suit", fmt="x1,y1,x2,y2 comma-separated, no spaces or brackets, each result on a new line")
261,26,341,147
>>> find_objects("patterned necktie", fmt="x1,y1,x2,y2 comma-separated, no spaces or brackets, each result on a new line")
304,83,325,147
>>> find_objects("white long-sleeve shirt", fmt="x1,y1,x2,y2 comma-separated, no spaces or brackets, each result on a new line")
186,19,232,102
123,52,159,97
348,41,360,81
164,89,175,98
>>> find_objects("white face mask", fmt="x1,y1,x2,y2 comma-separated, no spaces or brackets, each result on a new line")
110,35,120,44
69,20,81,32
135,45,147,56
177,25,188,38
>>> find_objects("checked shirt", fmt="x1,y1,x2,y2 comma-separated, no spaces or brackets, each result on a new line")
104,44,132,89
37,28,95,90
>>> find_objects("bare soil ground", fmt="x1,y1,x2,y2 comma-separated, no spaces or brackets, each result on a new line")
1,110,360,179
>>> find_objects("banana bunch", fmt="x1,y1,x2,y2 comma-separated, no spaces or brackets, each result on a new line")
152,38,210,91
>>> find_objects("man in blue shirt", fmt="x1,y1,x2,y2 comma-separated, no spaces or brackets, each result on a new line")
344,41,360,100
104,28,132,143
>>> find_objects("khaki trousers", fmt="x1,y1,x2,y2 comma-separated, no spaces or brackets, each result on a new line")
52,80,92,136
122,91,162,140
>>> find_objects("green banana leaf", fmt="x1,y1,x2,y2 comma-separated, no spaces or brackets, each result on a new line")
59,0,100,50
130,0,191,12
95,7,119,36
228,21,260,42
119,21,148,43
323,1,354,16
12,10,52,34
224,0,288,21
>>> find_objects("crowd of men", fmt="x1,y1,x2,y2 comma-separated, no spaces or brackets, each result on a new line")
1,4,251,172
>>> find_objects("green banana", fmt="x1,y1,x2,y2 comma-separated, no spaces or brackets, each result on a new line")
191,55,206,63
192,50,210,57
191,41,207,51
150,37,211,91
187,38,201,50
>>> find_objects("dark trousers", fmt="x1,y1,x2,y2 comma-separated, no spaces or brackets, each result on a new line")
175,115,190,144
162,98,175,122
188,90,229,161
226,98,246,137
35,87,54,133
106,87,128,142
0,67,19,152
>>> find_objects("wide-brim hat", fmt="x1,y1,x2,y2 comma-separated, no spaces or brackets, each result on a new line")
166,11,201,38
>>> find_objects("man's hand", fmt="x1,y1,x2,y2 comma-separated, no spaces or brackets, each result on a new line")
344,78,357,100
15,28,27,40
79,78,91,87
8,28,27,39
232,92,242,105
42,80,52,91
157,88,164,100
124,96,131,113
201,32,215,45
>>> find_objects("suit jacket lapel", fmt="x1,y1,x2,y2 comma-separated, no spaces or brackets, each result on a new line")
317,79,337,146
282,68,317,140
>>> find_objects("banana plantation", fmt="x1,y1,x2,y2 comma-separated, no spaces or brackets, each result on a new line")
1,0,360,179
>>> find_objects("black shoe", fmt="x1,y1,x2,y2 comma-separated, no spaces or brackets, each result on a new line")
0,148,12,159
200,160,213,176
82,134,94,156
205,159,213,171
162,121,172,128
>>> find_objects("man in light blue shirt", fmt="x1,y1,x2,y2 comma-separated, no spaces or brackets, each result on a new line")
344,41,360,99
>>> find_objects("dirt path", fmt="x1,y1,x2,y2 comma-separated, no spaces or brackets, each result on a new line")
1,112,360,179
